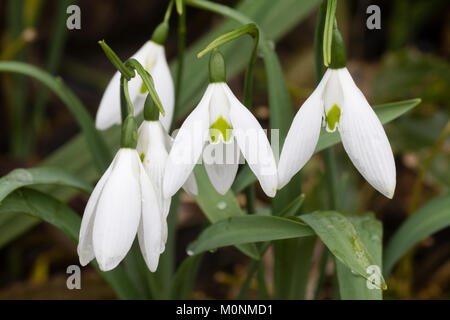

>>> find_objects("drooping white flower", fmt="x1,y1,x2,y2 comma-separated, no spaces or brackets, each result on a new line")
278,67,396,198
136,120,198,250
96,40,174,131
77,148,164,272
163,82,278,198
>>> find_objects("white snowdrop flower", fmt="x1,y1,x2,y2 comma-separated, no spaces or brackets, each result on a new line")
136,112,198,251
163,51,277,198
278,30,396,198
96,24,174,131
78,116,164,272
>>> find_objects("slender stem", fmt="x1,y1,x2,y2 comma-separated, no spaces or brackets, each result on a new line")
164,0,174,23
120,76,133,119
242,30,259,215
174,2,186,125
313,0,337,299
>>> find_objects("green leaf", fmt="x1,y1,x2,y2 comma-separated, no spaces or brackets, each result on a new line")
384,193,450,276
0,167,92,203
0,61,112,173
170,255,203,299
301,211,387,289
0,188,141,299
194,166,260,259
187,214,314,255
0,211,39,249
277,193,305,217
273,237,316,299
335,214,383,300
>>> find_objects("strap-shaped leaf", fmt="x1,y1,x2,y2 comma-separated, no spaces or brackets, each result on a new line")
301,211,387,290
187,214,314,255
384,193,450,276
0,167,92,203
335,214,383,300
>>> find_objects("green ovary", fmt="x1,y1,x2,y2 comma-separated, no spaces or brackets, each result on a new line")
326,104,341,131
210,116,232,143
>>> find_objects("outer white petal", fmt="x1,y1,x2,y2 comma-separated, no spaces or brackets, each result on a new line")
137,159,164,272
77,156,116,266
152,45,175,131
95,42,153,130
224,83,278,197
92,149,142,271
277,70,332,189
131,42,175,131
203,139,239,195
182,172,198,195
163,85,213,198
338,68,396,198
137,121,170,249
164,132,199,196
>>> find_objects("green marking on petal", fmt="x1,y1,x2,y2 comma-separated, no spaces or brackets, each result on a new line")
209,116,232,143
140,152,145,162
326,104,341,132
140,82,148,94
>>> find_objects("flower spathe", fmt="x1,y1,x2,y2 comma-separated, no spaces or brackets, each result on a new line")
77,148,164,272
136,120,198,249
163,82,278,198
278,67,396,198
96,40,174,131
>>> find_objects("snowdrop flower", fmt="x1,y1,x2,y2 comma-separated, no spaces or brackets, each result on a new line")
163,50,277,198
278,30,396,198
96,23,174,131
136,97,198,250
78,116,164,272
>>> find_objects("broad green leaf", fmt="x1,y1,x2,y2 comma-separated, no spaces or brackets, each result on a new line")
0,167,92,203
187,214,314,255
384,193,450,276
0,188,141,299
0,62,112,173
233,98,422,192
336,214,383,300
194,166,259,259
301,211,386,289
170,255,203,299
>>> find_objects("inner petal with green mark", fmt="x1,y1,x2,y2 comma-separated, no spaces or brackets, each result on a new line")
325,104,341,132
209,116,232,143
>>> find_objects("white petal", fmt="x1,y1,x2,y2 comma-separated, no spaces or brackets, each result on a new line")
92,149,142,271
77,156,116,266
224,84,278,197
277,70,331,189
182,172,198,195
152,45,175,131
137,121,171,219
163,85,213,198
203,139,239,195
164,132,199,196
95,42,152,130
137,160,164,272
338,68,396,198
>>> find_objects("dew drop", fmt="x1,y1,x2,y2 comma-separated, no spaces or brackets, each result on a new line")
217,201,227,210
